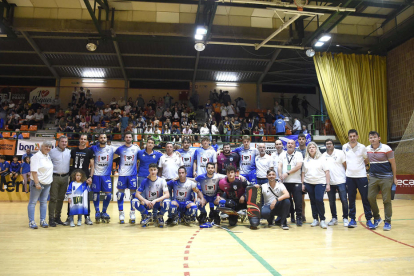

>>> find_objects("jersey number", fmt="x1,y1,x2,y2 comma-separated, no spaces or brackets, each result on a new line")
73,196,83,204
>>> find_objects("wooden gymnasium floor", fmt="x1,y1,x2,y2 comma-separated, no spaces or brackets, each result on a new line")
1,199,414,276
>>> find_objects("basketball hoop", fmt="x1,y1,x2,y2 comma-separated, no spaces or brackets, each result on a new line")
294,0,308,11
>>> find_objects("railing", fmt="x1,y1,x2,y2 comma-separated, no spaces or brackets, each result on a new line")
311,115,335,136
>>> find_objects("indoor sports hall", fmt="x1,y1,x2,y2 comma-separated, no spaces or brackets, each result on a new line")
0,1,413,275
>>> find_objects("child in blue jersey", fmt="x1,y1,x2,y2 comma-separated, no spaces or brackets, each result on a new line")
114,132,140,224
90,133,116,223
0,155,10,190
167,166,204,225
9,156,21,187
233,135,259,184
20,156,31,193
130,163,170,228
193,137,217,177
66,169,91,227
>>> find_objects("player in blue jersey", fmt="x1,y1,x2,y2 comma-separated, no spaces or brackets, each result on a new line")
131,163,170,227
233,135,259,184
114,132,140,224
193,136,217,178
167,166,205,226
176,138,196,178
137,137,163,186
90,133,116,223
195,162,227,224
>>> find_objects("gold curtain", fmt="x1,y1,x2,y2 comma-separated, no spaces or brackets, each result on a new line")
313,52,388,145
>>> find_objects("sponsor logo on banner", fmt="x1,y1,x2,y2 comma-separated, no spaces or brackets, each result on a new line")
251,134,311,155
396,175,414,194
17,140,56,155
29,87,56,104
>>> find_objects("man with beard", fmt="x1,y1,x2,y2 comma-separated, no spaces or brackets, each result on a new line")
270,140,285,179
217,143,240,175
114,132,140,224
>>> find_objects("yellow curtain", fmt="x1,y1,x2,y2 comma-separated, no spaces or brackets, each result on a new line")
313,52,388,145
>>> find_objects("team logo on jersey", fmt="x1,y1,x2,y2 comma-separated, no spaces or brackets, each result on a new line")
101,156,107,160
151,192,156,196
202,158,208,162
179,192,185,196
244,156,251,160
184,158,190,161
233,185,237,190
230,157,233,161
153,155,156,159
126,156,133,160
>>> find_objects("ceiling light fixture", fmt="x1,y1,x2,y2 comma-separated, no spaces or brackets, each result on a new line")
196,26,207,35
194,42,206,52
82,79,105,83
305,49,315,57
194,34,204,41
216,82,238,87
86,40,99,52
319,34,331,42
314,42,324,47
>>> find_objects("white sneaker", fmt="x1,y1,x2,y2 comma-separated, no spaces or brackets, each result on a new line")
129,211,136,224
70,217,75,227
328,218,338,226
220,213,229,219
119,211,125,224
311,219,319,227
320,220,327,229
77,218,82,226
85,216,93,225
343,218,349,227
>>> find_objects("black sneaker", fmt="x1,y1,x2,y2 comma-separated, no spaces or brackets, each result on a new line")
55,218,64,225
49,218,57,227
290,215,296,223
275,217,282,226
281,224,289,230
62,217,70,226
166,217,174,226
296,217,303,227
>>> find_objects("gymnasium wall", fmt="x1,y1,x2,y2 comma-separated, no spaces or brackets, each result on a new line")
387,37,414,141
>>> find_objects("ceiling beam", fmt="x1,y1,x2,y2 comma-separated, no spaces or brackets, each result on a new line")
0,75,54,79
82,0,105,37
21,31,59,79
111,30,127,80
192,0,203,91
0,1,17,38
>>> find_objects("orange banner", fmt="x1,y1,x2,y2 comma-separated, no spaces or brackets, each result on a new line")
0,139,16,155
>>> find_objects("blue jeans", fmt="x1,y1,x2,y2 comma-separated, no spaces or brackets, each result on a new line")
225,130,231,142
304,183,326,221
346,177,372,220
327,183,348,219
27,180,51,222
256,178,268,184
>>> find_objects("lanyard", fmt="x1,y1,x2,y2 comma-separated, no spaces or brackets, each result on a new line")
286,151,296,165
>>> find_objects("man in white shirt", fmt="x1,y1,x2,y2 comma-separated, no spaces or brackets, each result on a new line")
34,109,45,129
323,139,349,227
292,118,301,135
255,143,273,184
270,140,285,179
342,129,373,229
278,139,304,226
258,168,290,230
158,142,183,181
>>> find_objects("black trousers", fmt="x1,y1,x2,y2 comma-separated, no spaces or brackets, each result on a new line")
261,199,291,224
284,183,303,218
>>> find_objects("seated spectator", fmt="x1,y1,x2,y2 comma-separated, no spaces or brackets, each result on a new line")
113,104,122,114
301,125,308,135
33,109,44,129
164,108,172,121
92,112,101,126
252,126,260,142
200,123,210,138
172,107,180,122
30,99,42,112
211,121,219,141
110,97,117,109
95,98,104,108
156,106,163,120
118,97,126,108
136,116,145,134
157,97,164,108
124,102,131,114
147,107,155,121
171,125,181,142
162,124,172,142
7,110,20,130
120,114,129,133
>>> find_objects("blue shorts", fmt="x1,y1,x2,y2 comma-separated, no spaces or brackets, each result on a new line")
241,171,257,184
173,200,193,213
204,195,216,208
117,175,137,190
92,175,112,193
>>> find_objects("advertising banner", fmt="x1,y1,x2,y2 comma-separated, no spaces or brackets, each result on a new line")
0,86,56,104
16,139,56,155
0,140,16,155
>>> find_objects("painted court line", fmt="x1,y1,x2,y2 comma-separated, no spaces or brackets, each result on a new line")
183,229,203,276
228,232,282,276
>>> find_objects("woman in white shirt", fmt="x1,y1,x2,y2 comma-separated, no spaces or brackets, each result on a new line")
220,103,227,120
211,121,219,141
301,141,330,229
226,104,235,118
27,141,54,229
200,123,210,137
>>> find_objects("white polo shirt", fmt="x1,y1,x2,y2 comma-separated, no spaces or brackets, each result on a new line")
30,151,53,185
322,149,346,185
278,151,303,183
302,156,329,185
270,150,285,178
158,152,183,180
261,181,287,205
342,142,368,178
255,154,273,178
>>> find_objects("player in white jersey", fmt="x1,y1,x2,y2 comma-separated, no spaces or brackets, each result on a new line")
193,136,217,177
233,135,259,184
167,166,205,225
131,163,170,227
176,138,196,178
66,169,90,227
114,132,140,224
91,133,116,223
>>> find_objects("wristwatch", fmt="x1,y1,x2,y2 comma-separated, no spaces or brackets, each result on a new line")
287,172,290,175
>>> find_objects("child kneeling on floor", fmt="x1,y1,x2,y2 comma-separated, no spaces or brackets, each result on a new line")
66,169,91,227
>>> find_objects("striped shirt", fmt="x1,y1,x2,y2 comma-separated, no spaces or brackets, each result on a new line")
366,143,394,179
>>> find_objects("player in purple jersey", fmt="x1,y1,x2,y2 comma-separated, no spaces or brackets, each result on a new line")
167,166,205,225
131,163,170,227
114,132,140,224
217,143,240,174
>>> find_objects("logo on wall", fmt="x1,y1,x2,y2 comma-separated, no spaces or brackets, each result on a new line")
30,87,56,104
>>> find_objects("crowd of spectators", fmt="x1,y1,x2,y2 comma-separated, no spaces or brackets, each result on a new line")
0,87,310,141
